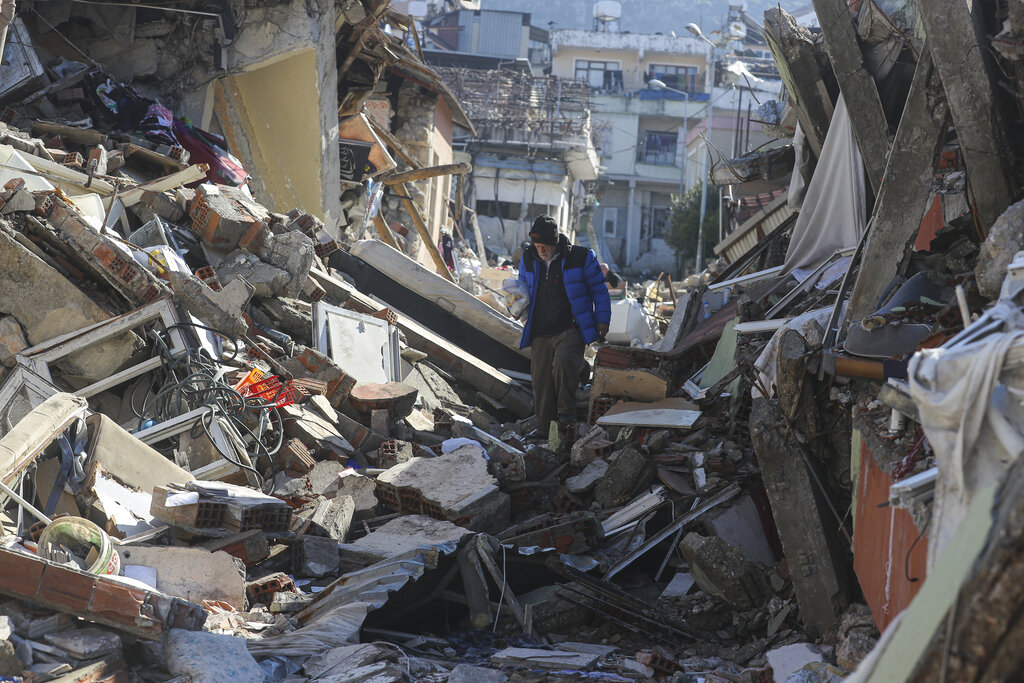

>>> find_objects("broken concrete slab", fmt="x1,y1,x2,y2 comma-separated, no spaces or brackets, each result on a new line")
118,546,246,610
293,535,340,577
339,514,470,566
0,641,19,677
214,249,291,299
164,629,263,683
489,647,599,670
328,470,378,520
448,663,509,682
43,628,121,660
749,397,851,637
376,444,506,530
257,230,315,298
189,183,270,248
0,229,138,381
166,270,254,339
0,392,87,486
570,425,610,468
593,447,652,508
565,457,608,495
678,532,772,610
302,643,402,679
350,381,418,418
307,495,355,541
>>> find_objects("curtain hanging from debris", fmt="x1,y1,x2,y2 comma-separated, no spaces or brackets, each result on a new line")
782,94,866,279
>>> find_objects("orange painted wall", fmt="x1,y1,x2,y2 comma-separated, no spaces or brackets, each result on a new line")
853,443,929,632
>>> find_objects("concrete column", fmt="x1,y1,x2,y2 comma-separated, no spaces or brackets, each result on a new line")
625,179,640,267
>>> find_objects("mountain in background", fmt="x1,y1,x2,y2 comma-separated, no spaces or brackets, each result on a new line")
483,0,805,36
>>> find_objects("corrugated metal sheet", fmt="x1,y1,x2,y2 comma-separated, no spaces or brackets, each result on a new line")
476,11,523,58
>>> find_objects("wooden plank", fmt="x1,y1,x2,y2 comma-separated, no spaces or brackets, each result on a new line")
372,213,401,250
918,0,1017,231
811,0,890,193
116,163,209,208
846,50,949,321
395,181,457,283
382,163,471,185
763,8,835,157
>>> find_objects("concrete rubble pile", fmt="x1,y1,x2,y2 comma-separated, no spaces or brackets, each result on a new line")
1,0,1024,681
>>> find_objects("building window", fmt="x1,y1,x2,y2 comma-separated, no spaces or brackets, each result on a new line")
603,207,618,236
575,59,623,92
646,63,702,94
640,131,678,166
652,206,672,238
476,200,522,221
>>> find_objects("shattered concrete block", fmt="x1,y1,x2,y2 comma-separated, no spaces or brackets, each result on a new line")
167,270,254,339
565,457,608,495
293,535,340,577
270,590,313,614
0,189,35,214
0,316,27,367
189,183,270,248
766,642,824,683
593,446,652,507
326,470,378,520
377,439,416,468
350,381,420,418
678,532,772,610
0,615,12,640
214,249,291,299
376,444,505,530
835,603,879,671
164,629,263,683
570,425,610,468
44,628,121,659
976,198,1024,299
258,297,313,339
339,515,471,568
448,663,508,682
0,230,138,381
307,460,347,497
246,572,298,606
307,495,355,541
257,231,315,298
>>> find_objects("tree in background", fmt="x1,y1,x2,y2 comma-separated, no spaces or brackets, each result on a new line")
667,181,719,274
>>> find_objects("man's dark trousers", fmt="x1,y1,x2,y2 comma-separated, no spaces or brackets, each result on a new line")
531,327,585,433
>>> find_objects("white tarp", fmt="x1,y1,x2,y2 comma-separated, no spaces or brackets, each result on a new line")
907,301,1024,567
782,94,867,276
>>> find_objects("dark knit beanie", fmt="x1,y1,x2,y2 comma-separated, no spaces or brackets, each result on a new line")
529,215,559,245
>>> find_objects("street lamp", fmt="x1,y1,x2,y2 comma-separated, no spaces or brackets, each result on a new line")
685,22,720,274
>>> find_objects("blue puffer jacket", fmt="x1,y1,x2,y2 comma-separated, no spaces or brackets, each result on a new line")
518,235,611,348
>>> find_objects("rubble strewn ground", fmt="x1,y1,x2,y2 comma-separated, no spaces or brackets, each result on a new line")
2,0,1024,681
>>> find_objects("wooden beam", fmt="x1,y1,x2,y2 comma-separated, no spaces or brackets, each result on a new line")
381,162,472,185
918,0,1017,230
467,208,488,265
763,8,835,158
366,115,420,168
395,181,456,283
811,0,890,193
372,213,401,250
847,50,948,321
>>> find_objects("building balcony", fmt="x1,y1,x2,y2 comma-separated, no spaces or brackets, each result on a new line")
592,91,708,117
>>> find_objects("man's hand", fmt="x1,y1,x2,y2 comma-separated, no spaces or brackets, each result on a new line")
596,323,609,342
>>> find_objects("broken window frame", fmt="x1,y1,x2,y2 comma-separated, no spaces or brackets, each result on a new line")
133,407,256,484
15,300,188,399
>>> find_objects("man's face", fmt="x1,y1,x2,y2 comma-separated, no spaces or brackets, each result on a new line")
535,242,557,261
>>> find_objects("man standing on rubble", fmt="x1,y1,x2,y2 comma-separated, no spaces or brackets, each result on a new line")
518,214,611,441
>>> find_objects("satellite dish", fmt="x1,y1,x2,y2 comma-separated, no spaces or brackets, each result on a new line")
593,1,622,22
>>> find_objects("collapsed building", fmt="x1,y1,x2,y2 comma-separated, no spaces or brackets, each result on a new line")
0,0,1022,681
